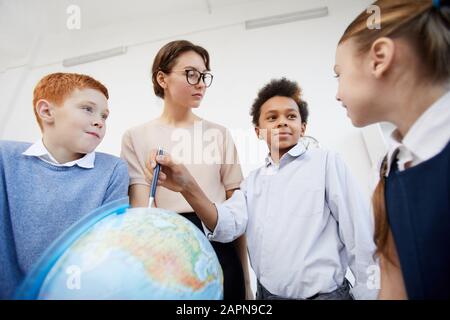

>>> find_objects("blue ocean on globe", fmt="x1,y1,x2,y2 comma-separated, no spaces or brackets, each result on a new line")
15,198,223,299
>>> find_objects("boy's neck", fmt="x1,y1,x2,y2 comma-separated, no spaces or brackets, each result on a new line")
269,145,295,165
42,136,84,164
160,101,200,128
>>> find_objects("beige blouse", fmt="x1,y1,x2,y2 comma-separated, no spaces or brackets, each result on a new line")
121,119,243,213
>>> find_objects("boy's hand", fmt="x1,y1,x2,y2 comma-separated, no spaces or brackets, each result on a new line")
145,149,219,231
145,150,193,193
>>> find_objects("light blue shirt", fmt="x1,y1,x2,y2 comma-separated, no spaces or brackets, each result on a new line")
206,143,378,299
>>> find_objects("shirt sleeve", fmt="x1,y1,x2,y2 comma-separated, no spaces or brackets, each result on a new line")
201,179,249,243
102,159,130,205
325,151,379,300
220,129,243,191
120,130,149,186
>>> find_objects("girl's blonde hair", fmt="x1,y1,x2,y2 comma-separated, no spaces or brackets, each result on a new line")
340,0,450,83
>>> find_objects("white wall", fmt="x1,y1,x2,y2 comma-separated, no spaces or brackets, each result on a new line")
0,0,378,193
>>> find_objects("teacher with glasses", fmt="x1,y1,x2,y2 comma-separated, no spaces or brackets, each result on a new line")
121,40,252,300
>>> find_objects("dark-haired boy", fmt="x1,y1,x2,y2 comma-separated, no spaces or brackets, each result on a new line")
147,78,378,300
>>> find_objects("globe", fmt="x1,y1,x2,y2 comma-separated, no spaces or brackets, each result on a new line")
14,198,223,299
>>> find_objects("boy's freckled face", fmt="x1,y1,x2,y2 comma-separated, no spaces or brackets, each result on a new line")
256,96,306,154
49,88,109,156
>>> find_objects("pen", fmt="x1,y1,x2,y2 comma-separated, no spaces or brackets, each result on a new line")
149,147,164,208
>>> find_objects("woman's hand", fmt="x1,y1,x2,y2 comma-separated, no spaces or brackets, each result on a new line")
145,149,194,193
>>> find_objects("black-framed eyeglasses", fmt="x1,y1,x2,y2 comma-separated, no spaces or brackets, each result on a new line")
172,69,214,87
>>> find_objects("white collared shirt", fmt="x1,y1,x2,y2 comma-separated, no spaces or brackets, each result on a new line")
386,90,450,176
22,139,95,168
204,143,378,299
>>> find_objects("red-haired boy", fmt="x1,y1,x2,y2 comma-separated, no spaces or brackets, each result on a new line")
0,73,129,299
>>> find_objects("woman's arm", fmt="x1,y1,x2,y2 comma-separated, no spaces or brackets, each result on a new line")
128,184,150,208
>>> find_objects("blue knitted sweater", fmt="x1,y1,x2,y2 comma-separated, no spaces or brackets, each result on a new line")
0,140,129,299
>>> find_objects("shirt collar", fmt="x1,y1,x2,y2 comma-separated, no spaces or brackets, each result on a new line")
22,139,95,168
265,142,307,167
385,90,450,176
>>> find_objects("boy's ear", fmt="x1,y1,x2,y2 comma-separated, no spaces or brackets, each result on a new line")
156,70,168,89
35,99,55,126
300,122,307,137
254,127,264,140
369,37,395,79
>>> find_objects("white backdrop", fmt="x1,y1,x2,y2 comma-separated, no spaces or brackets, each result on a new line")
0,0,381,190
